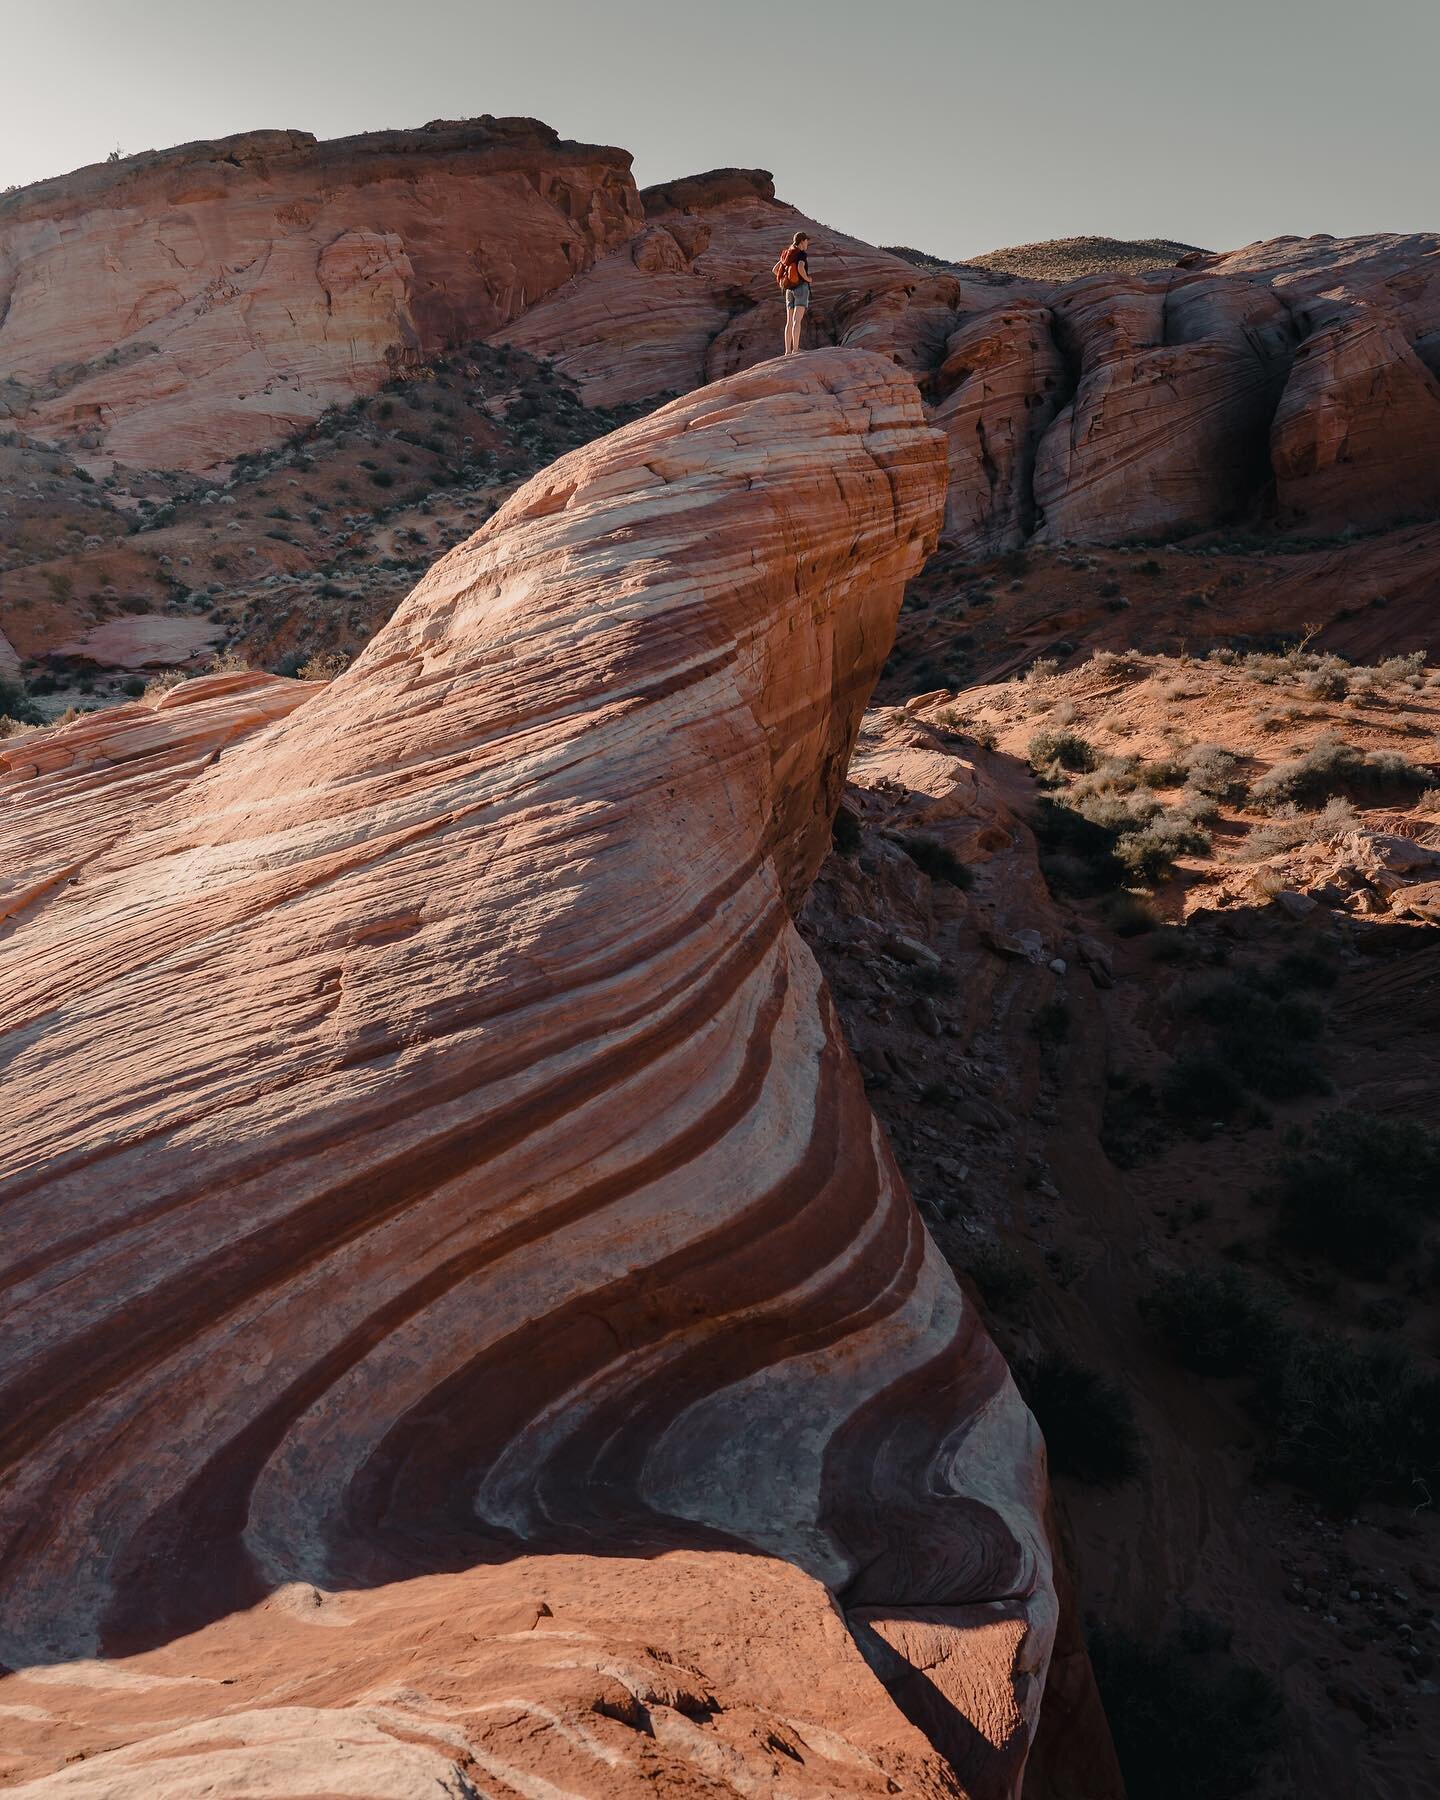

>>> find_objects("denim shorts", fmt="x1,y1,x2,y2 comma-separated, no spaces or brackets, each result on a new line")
785,282,812,310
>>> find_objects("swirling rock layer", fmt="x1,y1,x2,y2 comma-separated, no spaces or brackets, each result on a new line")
0,350,1056,1797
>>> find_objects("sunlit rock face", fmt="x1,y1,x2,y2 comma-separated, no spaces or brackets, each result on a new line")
0,349,1056,1799
0,118,642,467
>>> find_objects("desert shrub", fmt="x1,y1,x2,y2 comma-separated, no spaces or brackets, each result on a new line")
207,649,252,675
0,678,43,727
1102,890,1160,935
1116,813,1211,883
1017,1351,1145,1485
1089,1625,1282,1800
1031,798,1127,897
1253,1332,1440,1510
1090,649,1147,679
1073,790,1160,835
1268,1109,1440,1277
1239,796,1356,861
297,650,350,682
120,676,145,698
1073,756,1148,797
141,670,186,704
1183,744,1246,803
899,834,972,888
831,805,862,856
1028,728,1096,773
1140,1266,1286,1377
1169,977,1328,1109
1135,753,1187,790
961,1242,1037,1313
1252,733,1433,811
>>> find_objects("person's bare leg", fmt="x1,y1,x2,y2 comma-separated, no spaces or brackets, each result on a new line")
790,304,807,353
783,306,797,355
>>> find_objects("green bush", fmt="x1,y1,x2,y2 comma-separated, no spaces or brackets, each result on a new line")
1269,1109,1440,1276
1253,1332,1440,1510
1028,729,1096,773
0,678,43,726
1139,1266,1286,1377
1018,1351,1145,1485
899,833,972,888
1183,744,1247,804
1089,1625,1282,1800
1032,798,1127,897
1116,814,1211,883
1102,890,1160,935
962,1242,1037,1313
1171,977,1329,1107
1252,733,1433,810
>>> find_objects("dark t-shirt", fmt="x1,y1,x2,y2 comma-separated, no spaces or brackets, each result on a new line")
793,248,809,280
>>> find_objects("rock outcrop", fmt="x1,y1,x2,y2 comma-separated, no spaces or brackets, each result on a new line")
0,118,641,467
6,105,1440,558
0,350,1057,1797
496,202,1440,547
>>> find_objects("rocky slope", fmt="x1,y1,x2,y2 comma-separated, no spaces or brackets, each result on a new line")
0,118,641,468
796,626,1440,1800
0,351,1097,1798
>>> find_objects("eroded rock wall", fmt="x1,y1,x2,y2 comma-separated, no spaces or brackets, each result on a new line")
0,118,642,468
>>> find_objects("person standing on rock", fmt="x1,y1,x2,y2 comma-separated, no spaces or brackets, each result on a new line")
776,231,812,355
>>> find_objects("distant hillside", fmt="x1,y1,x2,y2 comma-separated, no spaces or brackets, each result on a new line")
969,234,1207,278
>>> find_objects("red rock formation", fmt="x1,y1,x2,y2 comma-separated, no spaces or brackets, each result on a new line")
0,350,1058,1797
1271,311,1440,528
1030,271,1294,544
494,175,925,405
929,300,1067,557
496,204,1440,549
0,118,642,468
0,669,310,923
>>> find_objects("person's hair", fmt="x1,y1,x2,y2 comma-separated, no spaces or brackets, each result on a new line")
791,231,809,248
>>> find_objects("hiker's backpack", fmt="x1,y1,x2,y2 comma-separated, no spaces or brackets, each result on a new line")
772,247,803,290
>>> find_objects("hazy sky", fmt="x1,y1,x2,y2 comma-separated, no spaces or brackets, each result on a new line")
3,0,1436,258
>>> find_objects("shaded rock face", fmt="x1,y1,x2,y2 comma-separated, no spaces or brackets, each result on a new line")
0,117,642,468
0,351,1057,1797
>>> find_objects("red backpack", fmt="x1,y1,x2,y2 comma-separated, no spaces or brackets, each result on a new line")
772,246,804,290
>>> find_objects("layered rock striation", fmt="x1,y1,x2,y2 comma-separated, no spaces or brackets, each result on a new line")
0,117,641,467
5,108,1439,551
496,198,1440,548
0,350,1056,1797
